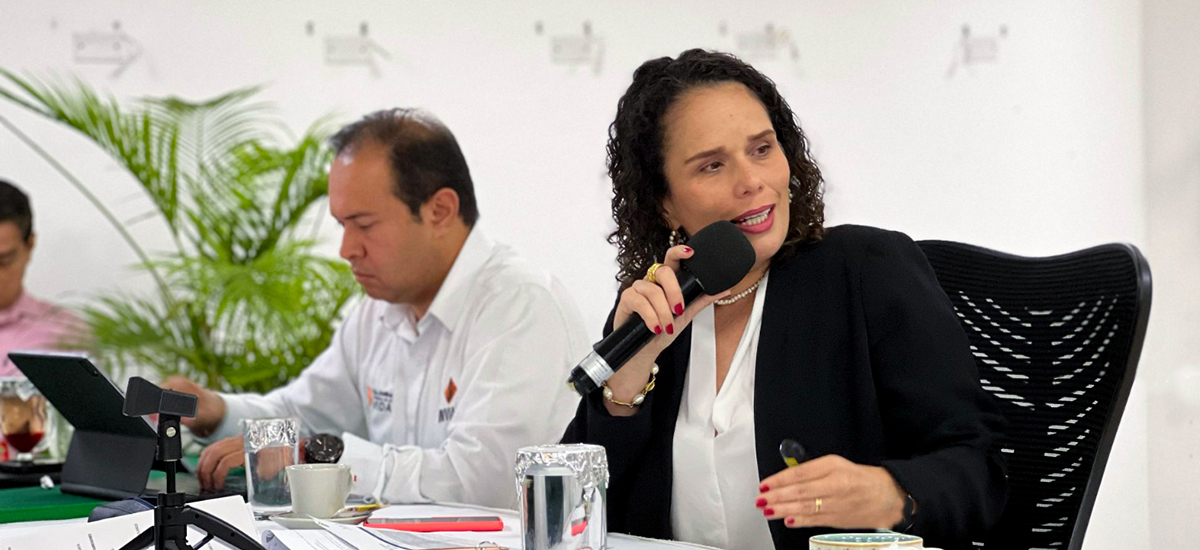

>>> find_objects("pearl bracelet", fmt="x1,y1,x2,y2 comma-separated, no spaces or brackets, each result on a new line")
601,365,659,408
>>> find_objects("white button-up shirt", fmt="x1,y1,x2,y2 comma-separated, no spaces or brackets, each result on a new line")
671,274,774,549
208,229,589,508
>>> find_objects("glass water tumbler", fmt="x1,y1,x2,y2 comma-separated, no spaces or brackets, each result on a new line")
242,417,299,515
515,443,609,550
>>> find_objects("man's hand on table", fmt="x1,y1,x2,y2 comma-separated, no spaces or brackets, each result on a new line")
196,435,246,490
197,435,313,490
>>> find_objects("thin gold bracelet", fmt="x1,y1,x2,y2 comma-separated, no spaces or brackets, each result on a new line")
601,365,659,408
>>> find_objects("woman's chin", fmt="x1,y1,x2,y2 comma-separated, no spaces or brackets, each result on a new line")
750,233,786,267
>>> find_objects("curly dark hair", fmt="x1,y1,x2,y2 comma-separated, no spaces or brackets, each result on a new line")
607,49,826,286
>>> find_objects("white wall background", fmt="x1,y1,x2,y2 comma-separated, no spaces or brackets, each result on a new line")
0,1,1179,548
1144,0,1200,548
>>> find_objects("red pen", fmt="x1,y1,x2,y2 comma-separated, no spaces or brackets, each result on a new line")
364,515,504,532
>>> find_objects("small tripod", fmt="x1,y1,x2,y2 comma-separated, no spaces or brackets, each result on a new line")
119,377,266,550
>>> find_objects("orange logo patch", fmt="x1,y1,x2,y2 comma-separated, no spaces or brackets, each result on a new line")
444,378,458,403
366,386,392,412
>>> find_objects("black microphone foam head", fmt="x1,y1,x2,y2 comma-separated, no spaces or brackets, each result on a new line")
680,221,756,294
123,376,198,418
123,376,162,417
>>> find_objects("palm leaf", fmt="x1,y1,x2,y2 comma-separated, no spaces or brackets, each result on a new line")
0,70,184,229
0,73,357,392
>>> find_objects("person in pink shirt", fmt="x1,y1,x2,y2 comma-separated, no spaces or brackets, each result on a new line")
0,179,84,460
0,179,83,377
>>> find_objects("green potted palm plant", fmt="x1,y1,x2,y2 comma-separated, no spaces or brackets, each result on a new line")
0,71,358,393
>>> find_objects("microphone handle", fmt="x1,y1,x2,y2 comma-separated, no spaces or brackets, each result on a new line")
594,270,705,368
566,269,708,396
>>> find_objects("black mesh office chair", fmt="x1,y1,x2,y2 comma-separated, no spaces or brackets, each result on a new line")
916,241,1151,550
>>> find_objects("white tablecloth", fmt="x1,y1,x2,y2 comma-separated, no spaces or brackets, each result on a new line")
0,501,719,550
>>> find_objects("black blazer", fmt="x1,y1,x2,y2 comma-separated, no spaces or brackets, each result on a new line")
562,225,1007,550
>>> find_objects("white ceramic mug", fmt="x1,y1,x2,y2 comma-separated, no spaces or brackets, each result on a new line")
809,533,927,550
286,463,352,519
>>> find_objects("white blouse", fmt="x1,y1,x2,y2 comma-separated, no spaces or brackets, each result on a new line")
670,274,775,550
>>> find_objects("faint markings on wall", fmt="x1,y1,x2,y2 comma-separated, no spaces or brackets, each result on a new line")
311,21,392,76
947,24,1008,78
719,22,802,75
71,21,142,78
721,22,798,62
536,21,604,76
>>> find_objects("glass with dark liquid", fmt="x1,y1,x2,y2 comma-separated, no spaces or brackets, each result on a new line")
0,378,48,462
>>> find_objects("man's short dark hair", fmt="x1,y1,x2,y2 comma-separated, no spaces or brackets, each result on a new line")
0,179,33,243
330,109,479,226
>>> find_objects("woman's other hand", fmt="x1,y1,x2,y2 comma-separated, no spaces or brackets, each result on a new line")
756,455,908,530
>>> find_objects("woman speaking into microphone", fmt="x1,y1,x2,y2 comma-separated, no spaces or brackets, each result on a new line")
561,49,1006,550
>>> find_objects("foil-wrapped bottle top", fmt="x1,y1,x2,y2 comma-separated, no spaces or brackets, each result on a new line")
0,377,39,401
515,443,608,493
240,417,298,450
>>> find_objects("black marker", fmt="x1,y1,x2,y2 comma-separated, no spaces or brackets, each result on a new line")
779,438,807,467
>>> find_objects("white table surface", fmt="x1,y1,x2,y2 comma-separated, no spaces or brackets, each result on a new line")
0,505,719,550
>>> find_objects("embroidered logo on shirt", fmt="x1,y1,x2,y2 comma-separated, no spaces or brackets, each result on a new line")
367,386,393,413
438,378,458,423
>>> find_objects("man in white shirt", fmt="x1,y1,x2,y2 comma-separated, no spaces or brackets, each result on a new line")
165,109,588,508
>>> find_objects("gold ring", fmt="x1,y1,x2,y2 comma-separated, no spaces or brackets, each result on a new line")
644,263,663,284
815,497,823,514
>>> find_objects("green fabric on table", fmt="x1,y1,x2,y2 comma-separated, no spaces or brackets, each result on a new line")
0,486,108,523
0,460,244,524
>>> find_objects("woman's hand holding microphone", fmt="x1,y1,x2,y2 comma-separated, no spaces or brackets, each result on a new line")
603,245,729,416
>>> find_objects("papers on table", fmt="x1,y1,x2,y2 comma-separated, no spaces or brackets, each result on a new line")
264,530,356,550
265,503,516,550
261,502,723,550
0,495,257,550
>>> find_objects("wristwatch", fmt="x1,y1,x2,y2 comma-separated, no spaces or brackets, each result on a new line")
303,433,344,464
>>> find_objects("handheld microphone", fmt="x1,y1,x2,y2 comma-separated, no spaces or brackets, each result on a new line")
566,221,756,396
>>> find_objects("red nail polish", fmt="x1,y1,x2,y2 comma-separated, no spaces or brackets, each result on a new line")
759,485,769,493
674,303,684,315
684,247,692,253
786,518,795,526
666,323,674,335
763,508,774,516
755,498,767,507
654,325,662,335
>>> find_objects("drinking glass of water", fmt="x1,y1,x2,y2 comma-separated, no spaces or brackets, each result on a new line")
242,417,298,515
